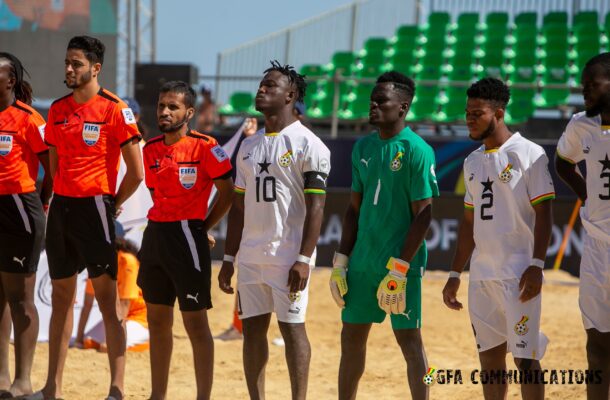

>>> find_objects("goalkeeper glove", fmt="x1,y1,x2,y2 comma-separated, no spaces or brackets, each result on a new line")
377,257,409,314
329,252,349,308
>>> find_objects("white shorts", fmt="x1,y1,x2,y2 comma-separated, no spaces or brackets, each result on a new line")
85,319,150,349
236,262,311,323
579,233,610,332
468,279,548,360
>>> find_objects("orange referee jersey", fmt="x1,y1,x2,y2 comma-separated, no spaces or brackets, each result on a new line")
45,88,141,197
85,250,147,327
0,100,48,195
143,131,232,222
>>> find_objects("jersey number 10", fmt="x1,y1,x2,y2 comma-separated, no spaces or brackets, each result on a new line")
255,176,277,202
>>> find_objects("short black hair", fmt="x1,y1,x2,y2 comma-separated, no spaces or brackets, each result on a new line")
67,35,105,65
159,80,197,109
584,52,610,79
376,71,415,102
467,77,510,109
264,60,307,103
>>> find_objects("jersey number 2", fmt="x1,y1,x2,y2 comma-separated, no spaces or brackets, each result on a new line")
255,176,277,202
480,193,493,220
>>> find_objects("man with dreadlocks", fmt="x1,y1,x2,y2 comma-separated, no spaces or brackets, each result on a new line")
556,52,610,399
331,71,438,399
0,52,51,398
219,60,330,400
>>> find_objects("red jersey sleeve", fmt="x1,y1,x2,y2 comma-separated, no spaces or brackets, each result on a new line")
44,106,57,147
143,144,157,190
25,112,48,154
204,139,232,179
112,100,141,146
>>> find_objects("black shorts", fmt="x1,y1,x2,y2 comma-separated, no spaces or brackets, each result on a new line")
0,192,45,273
46,194,117,280
138,219,212,312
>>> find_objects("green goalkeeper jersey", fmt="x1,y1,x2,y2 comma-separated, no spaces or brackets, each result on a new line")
349,127,439,277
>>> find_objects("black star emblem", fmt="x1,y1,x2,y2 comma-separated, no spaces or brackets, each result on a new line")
258,158,271,174
599,154,610,172
481,177,494,193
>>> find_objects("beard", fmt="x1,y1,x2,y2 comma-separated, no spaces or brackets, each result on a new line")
158,114,189,133
469,118,495,141
65,70,92,89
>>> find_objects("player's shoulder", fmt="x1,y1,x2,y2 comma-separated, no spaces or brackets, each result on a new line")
507,133,546,162
97,88,122,105
401,127,435,155
142,134,164,150
564,111,599,136
353,132,377,152
464,144,485,168
49,93,73,112
187,130,215,145
287,121,326,145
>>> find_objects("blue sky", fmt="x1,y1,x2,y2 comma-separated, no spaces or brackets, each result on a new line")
156,0,352,75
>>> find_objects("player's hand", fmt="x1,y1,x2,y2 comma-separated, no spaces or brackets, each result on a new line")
288,261,310,293
376,257,409,314
442,278,463,310
207,233,216,249
114,206,124,218
243,118,258,136
218,261,235,294
329,252,349,308
519,266,543,302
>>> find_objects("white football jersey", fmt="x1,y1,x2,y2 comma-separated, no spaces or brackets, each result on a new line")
235,120,331,266
557,112,610,243
463,133,556,281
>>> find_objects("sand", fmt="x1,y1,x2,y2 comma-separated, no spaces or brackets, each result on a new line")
21,266,587,399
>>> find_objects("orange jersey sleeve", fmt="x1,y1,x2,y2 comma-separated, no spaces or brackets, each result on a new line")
117,251,140,300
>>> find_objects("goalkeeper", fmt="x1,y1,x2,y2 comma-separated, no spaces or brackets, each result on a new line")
330,71,438,400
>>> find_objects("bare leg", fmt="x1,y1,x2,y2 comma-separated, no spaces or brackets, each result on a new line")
147,303,173,400
338,322,372,400
90,274,126,400
394,328,429,400
1,271,38,396
277,322,310,400
478,342,508,400
242,314,271,400
41,275,77,399
0,283,11,394
585,329,610,400
182,309,214,400
513,357,544,400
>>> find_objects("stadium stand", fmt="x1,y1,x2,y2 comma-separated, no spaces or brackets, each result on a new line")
219,10,609,124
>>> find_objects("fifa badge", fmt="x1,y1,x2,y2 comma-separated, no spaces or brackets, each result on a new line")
278,150,293,167
179,167,197,189
82,123,101,146
0,135,13,156
390,151,404,171
499,163,513,183
514,315,529,336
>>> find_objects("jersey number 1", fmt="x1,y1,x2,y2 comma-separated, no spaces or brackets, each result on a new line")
255,176,277,202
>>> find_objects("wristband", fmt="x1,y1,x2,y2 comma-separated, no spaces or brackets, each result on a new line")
333,252,349,268
530,258,545,269
223,254,235,263
449,271,461,279
296,254,311,264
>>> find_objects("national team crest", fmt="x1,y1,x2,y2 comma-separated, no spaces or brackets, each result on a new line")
82,123,101,146
499,163,513,183
179,167,197,189
390,151,404,171
0,135,13,156
514,315,529,336
278,150,293,167
288,291,301,302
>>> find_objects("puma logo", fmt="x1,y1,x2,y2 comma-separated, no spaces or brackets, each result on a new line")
583,146,590,154
469,173,475,181
316,175,327,184
186,293,199,303
401,309,412,320
12,256,25,267
360,158,371,167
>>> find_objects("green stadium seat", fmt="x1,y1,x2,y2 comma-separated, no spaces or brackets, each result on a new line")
307,96,333,119
338,84,373,120
408,87,440,121
436,86,467,122
416,52,444,80
572,24,599,48
541,23,569,48
506,89,536,124
510,49,538,83
315,80,355,103
300,64,324,77
481,39,506,78
325,52,356,77
604,11,610,34
362,38,388,54
218,92,254,115
573,11,598,27
426,12,451,30
543,11,568,26
385,48,416,76
457,13,479,28
388,26,418,57
514,12,537,26
537,65,569,107
485,12,508,26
